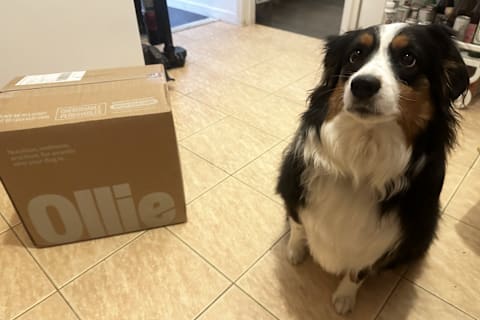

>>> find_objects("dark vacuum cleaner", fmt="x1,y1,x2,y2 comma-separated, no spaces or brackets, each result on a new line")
134,0,187,80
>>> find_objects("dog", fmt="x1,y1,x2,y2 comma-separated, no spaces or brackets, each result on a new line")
276,23,469,315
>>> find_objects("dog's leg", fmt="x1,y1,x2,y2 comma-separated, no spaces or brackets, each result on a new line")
332,270,367,315
287,217,308,265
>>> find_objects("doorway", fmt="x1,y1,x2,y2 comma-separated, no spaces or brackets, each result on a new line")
255,0,345,38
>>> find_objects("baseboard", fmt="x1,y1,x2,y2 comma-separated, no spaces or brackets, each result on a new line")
167,0,239,24
171,17,217,32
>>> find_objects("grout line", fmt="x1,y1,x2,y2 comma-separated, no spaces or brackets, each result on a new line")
179,144,231,176
232,175,284,206
444,212,480,232
192,283,234,320
9,229,79,319
442,153,480,212
0,227,10,236
177,113,228,142
58,231,147,289
11,291,58,320
165,228,233,281
229,113,291,141
229,139,286,176
191,233,287,320
373,275,403,320
233,231,288,284
184,175,231,206
231,175,283,206
55,290,82,320
401,278,478,320
234,284,280,320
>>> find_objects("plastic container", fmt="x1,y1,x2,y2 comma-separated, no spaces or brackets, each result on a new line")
384,1,397,24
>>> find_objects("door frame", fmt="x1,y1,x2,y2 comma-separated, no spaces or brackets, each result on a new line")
239,0,362,33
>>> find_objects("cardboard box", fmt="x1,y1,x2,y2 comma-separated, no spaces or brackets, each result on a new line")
0,65,186,247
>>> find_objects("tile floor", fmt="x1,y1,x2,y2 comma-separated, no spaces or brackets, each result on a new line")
1,21,480,320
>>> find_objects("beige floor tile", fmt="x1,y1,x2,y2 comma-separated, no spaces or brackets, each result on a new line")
0,214,8,234
232,53,319,93
445,167,480,228
16,293,77,320
406,215,480,318
274,72,321,106
377,280,473,320
62,229,229,320
450,126,480,168
234,142,288,204
450,107,480,166
170,91,227,140
169,178,286,280
13,224,141,287
0,230,55,319
168,62,225,95
187,78,270,115
0,181,20,227
178,146,228,203
181,117,279,174
198,286,275,320
440,161,470,209
238,235,401,320
232,95,305,139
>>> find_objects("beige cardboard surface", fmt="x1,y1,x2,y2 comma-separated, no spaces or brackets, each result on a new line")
0,65,186,247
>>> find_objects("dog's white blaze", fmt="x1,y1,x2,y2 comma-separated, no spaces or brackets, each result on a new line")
344,23,406,118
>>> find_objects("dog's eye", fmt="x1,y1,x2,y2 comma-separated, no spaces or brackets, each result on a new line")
349,50,362,64
400,52,416,68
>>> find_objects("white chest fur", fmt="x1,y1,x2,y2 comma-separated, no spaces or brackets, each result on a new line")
298,114,408,274
300,174,401,274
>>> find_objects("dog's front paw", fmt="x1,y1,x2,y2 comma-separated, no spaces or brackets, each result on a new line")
287,241,307,265
332,292,356,315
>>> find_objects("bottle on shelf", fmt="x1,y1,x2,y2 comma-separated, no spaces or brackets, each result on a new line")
384,1,397,24
449,0,476,25
464,1,480,43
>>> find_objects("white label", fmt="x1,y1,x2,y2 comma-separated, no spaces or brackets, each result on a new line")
0,112,50,124
110,97,158,113
55,103,106,120
16,71,86,86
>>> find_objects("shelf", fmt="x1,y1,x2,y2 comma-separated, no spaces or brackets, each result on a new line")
461,52,480,67
455,40,480,53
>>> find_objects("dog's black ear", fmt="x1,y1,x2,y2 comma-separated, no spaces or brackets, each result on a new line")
426,24,469,101
322,32,355,89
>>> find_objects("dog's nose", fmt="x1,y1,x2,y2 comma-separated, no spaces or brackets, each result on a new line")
351,75,381,99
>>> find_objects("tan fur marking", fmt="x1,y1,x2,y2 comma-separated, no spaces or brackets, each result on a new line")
326,82,345,121
397,77,434,145
359,33,374,47
391,34,409,49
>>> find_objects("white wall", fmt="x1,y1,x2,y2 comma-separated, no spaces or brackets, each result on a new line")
357,0,385,28
167,0,239,24
340,0,385,33
0,0,144,87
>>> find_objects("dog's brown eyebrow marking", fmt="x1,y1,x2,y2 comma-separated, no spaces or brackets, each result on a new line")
391,34,409,49
359,33,374,47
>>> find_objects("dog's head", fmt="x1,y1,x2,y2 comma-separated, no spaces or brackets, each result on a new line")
314,23,469,146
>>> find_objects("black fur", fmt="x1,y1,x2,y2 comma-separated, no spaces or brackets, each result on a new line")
276,24,469,270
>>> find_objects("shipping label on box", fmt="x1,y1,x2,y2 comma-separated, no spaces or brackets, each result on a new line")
0,66,186,247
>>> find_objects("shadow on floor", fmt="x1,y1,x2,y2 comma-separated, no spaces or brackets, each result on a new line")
271,235,417,319
455,200,480,257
